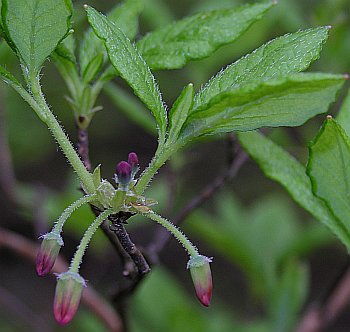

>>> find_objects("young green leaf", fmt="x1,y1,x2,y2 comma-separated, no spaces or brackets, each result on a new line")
237,130,350,249
82,53,104,84
137,1,274,70
51,43,80,103
1,0,72,75
52,33,79,95
179,73,345,143
336,88,350,136
0,64,21,87
167,83,194,145
85,5,167,143
307,117,350,239
79,0,143,79
55,41,76,66
195,26,331,110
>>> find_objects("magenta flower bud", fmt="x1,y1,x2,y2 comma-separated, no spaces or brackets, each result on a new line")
115,161,132,188
36,233,63,277
128,152,139,176
187,255,213,307
53,271,86,325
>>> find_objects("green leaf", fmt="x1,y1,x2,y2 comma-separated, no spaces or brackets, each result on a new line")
307,117,350,241
82,53,104,84
269,260,308,332
85,5,167,143
0,63,21,87
55,39,76,65
237,130,350,248
179,73,345,142
195,26,331,110
92,164,101,188
51,42,80,101
79,0,143,78
336,88,350,137
1,0,72,74
137,1,274,70
167,83,194,144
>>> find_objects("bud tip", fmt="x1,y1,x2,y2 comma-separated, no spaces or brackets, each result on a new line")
53,272,86,325
187,255,213,307
36,233,63,277
115,161,132,187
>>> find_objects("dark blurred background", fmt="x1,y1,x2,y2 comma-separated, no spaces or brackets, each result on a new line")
0,0,350,331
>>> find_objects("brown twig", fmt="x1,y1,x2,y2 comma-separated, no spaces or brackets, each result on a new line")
91,205,150,280
0,227,123,332
76,124,150,281
78,122,151,330
109,212,151,276
77,126,91,172
100,220,135,271
296,264,350,332
77,122,150,282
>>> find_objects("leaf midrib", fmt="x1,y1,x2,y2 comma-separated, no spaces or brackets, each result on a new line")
29,0,39,72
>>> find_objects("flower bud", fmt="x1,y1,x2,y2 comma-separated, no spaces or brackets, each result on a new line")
53,271,86,325
187,255,213,307
36,233,63,277
128,152,139,177
115,161,132,188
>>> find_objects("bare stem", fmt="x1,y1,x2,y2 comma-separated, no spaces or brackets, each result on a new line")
109,213,151,276
77,126,91,171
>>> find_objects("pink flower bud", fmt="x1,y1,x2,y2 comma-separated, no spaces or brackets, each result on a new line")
53,271,86,325
128,152,139,176
36,233,63,277
187,255,213,307
115,161,132,188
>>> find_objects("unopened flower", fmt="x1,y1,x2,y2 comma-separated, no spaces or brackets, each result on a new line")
187,255,213,307
53,271,86,325
36,233,63,277
128,152,139,177
115,161,132,189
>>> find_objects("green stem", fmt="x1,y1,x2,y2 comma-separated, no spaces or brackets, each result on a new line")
27,76,95,194
70,209,113,273
52,194,96,235
143,210,199,256
135,145,170,195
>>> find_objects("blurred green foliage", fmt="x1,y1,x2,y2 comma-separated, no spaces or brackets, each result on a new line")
1,0,350,331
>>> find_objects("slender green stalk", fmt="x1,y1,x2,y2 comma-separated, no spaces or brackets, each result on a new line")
135,145,170,194
52,194,97,235
143,210,199,256
70,209,113,273
26,76,95,194
5,76,47,122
